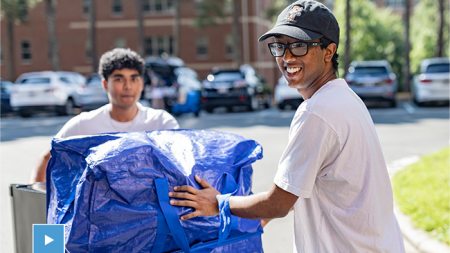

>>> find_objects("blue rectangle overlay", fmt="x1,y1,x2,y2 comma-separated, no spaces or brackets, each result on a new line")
33,224,64,253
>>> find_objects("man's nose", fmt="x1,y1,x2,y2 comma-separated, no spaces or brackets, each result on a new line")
283,48,295,62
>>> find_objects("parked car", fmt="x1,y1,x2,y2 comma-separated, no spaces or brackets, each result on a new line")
345,60,397,107
412,57,450,106
143,56,183,111
74,73,109,110
1,79,13,115
201,66,270,113
10,71,86,117
274,76,303,110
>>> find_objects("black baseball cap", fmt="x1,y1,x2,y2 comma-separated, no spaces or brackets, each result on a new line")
259,0,340,47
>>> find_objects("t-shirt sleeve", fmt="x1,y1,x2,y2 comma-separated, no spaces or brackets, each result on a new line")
160,111,180,129
54,116,82,138
274,111,340,198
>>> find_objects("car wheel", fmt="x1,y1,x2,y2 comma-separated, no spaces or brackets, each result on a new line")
413,96,425,107
18,109,31,118
58,98,76,116
389,99,397,108
277,103,285,110
205,107,214,113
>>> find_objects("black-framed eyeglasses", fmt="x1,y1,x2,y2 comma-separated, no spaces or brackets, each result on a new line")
268,41,322,57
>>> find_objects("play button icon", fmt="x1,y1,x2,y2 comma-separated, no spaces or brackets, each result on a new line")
33,224,64,253
44,235,54,246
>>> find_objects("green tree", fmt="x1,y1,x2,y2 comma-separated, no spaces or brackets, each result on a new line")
334,0,405,89
410,0,449,73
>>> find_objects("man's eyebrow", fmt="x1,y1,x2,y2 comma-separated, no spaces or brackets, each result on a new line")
131,74,141,78
111,73,124,78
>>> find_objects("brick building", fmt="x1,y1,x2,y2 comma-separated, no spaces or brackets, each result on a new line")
1,0,282,87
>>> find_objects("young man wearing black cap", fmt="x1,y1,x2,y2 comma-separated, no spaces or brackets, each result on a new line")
170,1,405,252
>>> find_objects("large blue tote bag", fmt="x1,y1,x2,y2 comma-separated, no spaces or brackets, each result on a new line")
46,130,264,252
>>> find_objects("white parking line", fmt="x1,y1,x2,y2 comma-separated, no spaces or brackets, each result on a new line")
402,102,416,114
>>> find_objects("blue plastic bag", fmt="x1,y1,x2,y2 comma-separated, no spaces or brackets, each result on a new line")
46,129,264,252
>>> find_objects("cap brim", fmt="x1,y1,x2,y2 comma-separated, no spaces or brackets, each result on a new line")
258,24,322,42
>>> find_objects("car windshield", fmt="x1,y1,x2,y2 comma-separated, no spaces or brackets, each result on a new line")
19,77,51,84
353,66,388,75
212,72,243,82
87,75,102,85
426,63,450,73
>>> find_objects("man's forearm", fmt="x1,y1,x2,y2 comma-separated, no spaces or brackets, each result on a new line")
229,185,297,219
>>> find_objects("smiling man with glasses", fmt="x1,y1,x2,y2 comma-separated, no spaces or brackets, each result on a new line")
170,1,405,252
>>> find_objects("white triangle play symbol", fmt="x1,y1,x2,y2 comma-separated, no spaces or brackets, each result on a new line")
44,235,54,246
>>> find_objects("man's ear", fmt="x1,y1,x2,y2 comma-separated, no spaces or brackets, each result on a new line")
324,42,337,63
102,79,108,91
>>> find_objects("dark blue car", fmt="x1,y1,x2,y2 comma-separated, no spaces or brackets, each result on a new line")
1,80,13,115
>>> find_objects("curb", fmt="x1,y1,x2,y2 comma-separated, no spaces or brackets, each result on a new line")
395,207,450,253
388,157,450,253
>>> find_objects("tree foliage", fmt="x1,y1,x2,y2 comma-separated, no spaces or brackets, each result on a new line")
194,0,229,28
334,0,405,87
410,0,449,73
0,0,30,21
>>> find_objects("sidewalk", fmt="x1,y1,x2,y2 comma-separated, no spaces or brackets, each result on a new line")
389,157,450,253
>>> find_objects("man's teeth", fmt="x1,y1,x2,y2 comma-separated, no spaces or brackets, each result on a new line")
286,67,300,74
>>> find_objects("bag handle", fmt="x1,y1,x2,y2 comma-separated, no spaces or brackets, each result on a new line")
155,173,240,252
155,178,191,253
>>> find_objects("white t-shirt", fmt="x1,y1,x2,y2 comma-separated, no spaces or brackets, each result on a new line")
274,79,404,253
55,103,179,138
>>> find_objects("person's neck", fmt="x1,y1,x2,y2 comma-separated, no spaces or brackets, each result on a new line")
300,69,337,100
109,104,139,122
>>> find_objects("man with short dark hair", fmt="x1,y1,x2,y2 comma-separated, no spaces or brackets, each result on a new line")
169,1,405,252
32,48,179,182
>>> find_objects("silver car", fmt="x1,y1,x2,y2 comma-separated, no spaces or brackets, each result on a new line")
345,60,397,107
274,76,303,110
74,74,109,111
412,57,449,106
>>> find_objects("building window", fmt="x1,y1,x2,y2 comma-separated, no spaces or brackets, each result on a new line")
144,38,153,56
155,0,162,11
112,0,123,15
21,40,32,62
82,0,89,15
142,0,151,12
157,37,165,55
144,36,173,57
225,35,234,59
196,36,208,58
114,38,126,48
142,0,174,13
168,36,174,55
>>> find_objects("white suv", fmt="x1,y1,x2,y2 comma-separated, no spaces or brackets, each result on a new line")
412,57,449,105
11,71,86,117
